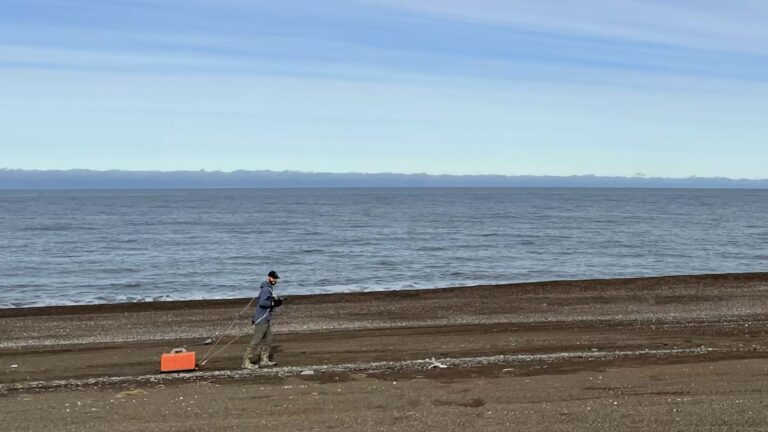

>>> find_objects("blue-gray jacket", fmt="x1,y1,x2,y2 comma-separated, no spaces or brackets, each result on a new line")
252,280,277,325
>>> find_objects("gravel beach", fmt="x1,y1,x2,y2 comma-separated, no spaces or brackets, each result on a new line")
3,273,768,431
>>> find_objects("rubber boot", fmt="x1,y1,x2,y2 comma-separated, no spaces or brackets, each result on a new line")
241,347,258,370
259,346,277,367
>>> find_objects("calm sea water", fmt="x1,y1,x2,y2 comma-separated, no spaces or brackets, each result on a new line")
1,188,767,308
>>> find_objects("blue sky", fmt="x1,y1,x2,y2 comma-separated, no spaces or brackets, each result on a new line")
1,0,767,177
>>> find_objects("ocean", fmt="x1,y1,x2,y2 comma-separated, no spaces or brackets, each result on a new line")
1,188,766,308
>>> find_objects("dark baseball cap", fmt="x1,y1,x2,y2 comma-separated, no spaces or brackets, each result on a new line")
268,270,280,279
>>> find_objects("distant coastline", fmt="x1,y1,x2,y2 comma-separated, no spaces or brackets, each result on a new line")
1,169,767,189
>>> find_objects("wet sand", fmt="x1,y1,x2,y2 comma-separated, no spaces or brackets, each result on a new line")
3,273,768,431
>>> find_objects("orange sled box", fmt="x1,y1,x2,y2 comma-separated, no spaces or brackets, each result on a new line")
160,348,196,372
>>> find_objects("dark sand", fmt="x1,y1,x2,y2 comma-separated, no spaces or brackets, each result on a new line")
3,273,768,431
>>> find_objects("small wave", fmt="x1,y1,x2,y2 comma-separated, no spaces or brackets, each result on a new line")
415,246,446,252
21,224,72,232
2,283,46,289
101,268,140,275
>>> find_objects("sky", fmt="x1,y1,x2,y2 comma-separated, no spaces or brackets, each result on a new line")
1,0,767,178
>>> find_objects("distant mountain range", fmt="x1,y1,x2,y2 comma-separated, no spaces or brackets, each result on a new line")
1,169,767,189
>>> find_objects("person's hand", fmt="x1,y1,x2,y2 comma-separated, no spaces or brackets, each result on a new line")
272,298,284,308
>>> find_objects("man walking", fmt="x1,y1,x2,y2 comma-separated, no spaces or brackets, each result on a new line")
242,270,283,369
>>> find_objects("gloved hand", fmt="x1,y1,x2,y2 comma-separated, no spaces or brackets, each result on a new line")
272,298,284,308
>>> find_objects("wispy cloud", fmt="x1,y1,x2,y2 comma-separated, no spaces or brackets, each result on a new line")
359,0,768,56
3,0,767,84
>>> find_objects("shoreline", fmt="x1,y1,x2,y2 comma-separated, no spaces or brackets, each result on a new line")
3,272,767,318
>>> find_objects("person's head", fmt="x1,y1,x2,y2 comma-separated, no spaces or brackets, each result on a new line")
268,270,280,285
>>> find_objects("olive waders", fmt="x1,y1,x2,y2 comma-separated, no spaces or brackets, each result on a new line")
242,320,276,369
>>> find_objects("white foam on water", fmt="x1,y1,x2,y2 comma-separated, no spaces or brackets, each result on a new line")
0,279,511,309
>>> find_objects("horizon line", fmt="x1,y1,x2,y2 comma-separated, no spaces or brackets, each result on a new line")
2,168,767,182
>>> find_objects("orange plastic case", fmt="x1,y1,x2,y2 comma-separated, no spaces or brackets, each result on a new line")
160,348,196,372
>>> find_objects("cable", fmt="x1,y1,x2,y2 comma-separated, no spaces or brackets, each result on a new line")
199,297,256,366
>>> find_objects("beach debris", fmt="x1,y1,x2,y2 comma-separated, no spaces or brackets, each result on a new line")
427,357,448,369
0,347,713,394
9,364,18,368
300,370,315,376
203,338,214,345
116,389,147,398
